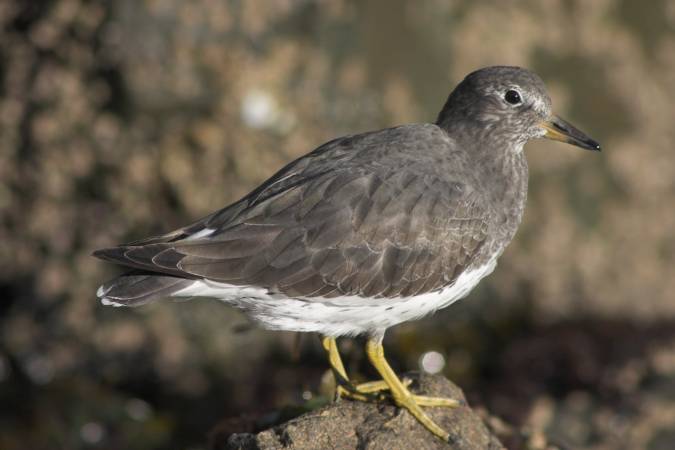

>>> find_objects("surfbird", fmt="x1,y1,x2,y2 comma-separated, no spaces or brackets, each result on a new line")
94,66,600,441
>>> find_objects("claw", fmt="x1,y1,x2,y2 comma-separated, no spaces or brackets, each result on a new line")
321,336,459,441
365,338,456,441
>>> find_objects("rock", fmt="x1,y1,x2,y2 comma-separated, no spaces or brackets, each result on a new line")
212,373,505,450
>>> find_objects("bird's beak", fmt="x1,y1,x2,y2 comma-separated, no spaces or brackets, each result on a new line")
540,115,601,151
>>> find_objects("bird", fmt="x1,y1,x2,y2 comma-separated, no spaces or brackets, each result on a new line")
94,66,600,441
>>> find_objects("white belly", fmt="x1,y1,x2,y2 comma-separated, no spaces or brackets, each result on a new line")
171,258,498,337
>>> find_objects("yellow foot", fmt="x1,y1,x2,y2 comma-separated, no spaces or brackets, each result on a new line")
412,395,461,408
336,379,406,402
354,377,412,393
336,385,380,402
365,338,458,442
321,335,460,441
337,379,412,402
392,392,452,441
343,379,459,408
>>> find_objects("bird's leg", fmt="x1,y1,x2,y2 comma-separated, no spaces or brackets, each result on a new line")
365,338,460,442
321,336,377,401
320,337,420,400
321,336,350,386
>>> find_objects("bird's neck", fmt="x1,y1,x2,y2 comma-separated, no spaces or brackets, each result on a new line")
467,137,529,246
480,145,529,244
489,146,528,212
437,118,529,234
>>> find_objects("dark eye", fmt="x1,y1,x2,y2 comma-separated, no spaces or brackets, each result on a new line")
504,90,521,105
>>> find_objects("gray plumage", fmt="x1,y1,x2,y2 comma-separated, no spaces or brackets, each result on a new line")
95,66,598,336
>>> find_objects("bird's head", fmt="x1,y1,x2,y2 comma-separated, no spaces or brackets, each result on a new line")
437,66,600,152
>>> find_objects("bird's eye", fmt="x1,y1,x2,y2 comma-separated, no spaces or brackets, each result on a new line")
504,90,522,105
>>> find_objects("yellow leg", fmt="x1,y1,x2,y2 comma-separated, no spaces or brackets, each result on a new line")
321,337,459,409
321,337,376,402
365,338,459,442
321,336,349,383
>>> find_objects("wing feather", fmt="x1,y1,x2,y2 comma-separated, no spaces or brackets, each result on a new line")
95,125,492,300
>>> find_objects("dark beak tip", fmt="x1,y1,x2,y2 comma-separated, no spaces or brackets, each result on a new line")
589,140,602,152
548,115,601,153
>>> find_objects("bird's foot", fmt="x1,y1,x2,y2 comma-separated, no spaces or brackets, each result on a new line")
334,378,412,402
409,394,461,408
388,388,456,441
321,335,460,441
338,379,459,408
352,377,412,393
365,338,460,442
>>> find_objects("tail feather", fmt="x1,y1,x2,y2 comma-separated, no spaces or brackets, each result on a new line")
97,271,193,307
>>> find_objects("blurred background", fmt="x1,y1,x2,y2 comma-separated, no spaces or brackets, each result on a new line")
1,0,674,449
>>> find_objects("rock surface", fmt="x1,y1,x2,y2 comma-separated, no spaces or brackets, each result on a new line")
213,373,504,450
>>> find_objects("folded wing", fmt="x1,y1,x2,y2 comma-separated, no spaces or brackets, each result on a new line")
95,169,489,300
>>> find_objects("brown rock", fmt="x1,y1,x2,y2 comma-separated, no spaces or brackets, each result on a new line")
214,373,504,450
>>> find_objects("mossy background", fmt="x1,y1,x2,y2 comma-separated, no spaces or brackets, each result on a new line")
1,1,674,449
